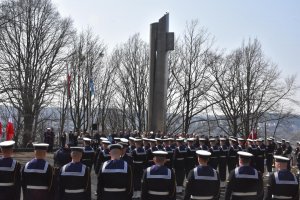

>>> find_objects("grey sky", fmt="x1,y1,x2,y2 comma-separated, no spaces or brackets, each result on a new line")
53,0,300,104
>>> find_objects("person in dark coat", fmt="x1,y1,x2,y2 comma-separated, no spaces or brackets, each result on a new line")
44,128,55,152
225,151,264,200
185,138,197,177
141,151,176,200
219,138,229,187
21,143,55,200
97,144,133,200
256,138,266,173
57,147,91,200
119,139,133,166
0,140,21,200
94,140,111,174
264,155,299,200
163,138,174,169
265,138,275,176
208,138,220,170
54,145,72,169
184,150,220,200
228,138,239,173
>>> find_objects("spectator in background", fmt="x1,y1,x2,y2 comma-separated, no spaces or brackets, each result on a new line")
60,132,66,147
26,139,34,148
44,127,54,152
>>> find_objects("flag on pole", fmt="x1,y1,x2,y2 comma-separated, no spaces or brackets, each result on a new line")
6,117,14,140
248,129,257,140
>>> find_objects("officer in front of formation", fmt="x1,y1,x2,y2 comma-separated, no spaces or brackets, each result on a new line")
141,151,176,200
225,151,264,200
184,150,220,200
264,155,299,200
57,147,91,200
21,143,55,200
81,138,95,170
265,138,275,176
97,144,133,200
0,140,21,200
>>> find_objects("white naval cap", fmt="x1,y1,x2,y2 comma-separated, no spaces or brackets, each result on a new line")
33,143,49,150
196,150,211,158
0,140,15,148
83,137,92,142
274,155,289,163
237,151,253,159
152,150,168,157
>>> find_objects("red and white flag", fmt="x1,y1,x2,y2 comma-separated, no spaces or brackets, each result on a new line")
6,117,14,140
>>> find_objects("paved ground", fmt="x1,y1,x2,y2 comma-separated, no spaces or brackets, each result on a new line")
7,152,300,200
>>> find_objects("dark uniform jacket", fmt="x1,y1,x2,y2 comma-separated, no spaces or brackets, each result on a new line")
164,146,174,169
185,145,197,174
0,157,21,200
225,166,263,200
141,165,176,200
54,147,72,168
81,146,95,169
57,162,91,200
184,165,220,200
264,170,299,200
21,158,55,200
146,146,159,167
94,148,110,174
97,159,133,200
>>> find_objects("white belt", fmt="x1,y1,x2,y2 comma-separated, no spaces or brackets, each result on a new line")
191,195,214,199
220,156,226,158
65,189,85,193
257,155,263,157
210,157,217,159
104,188,126,192
272,195,293,199
27,185,48,190
148,190,169,195
232,191,257,196
187,157,194,159
133,161,143,164
0,182,14,186
230,156,236,158
177,158,184,160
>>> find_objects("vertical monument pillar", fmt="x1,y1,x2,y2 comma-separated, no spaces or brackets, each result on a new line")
148,13,174,133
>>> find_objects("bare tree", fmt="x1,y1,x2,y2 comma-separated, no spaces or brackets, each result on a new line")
0,0,73,146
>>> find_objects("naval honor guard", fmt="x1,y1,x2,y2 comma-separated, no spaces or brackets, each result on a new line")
57,147,91,200
21,143,55,200
225,151,263,200
141,151,176,200
184,150,220,200
264,155,299,200
97,144,133,200
0,140,21,200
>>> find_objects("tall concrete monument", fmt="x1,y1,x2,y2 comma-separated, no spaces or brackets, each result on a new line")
148,13,174,132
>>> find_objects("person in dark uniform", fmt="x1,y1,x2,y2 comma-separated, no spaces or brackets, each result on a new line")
185,138,197,177
94,140,111,174
208,138,220,170
131,138,147,198
119,139,133,166
247,139,258,169
97,144,133,200
81,138,95,170
274,141,283,155
219,137,229,187
199,138,209,151
225,151,264,200
256,138,266,173
283,141,293,170
264,155,299,200
156,138,164,150
128,137,136,153
163,138,174,169
146,139,158,167
265,138,275,176
184,150,220,200
173,138,187,193
296,142,300,172
228,138,239,173
281,139,286,152
0,140,21,200
54,144,72,169
143,138,150,151
44,128,55,152
21,143,55,200
57,147,91,200
238,138,246,152
141,151,176,200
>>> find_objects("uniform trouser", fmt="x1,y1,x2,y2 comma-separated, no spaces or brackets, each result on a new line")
0,187,18,200
266,155,273,172
256,157,264,173
229,195,258,200
133,164,144,191
185,158,196,177
219,158,227,181
208,158,218,170
61,192,88,200
23,190,52,200
101,191,129,200
228,157,237,173
174,161,185,187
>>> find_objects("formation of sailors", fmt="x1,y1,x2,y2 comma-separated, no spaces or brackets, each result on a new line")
0,134,300,200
